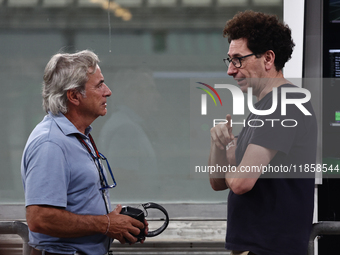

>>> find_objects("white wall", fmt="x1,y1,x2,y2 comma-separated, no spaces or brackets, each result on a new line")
283,0,305,84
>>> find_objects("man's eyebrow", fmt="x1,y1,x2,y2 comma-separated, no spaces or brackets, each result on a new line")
228,53,242,58
97,79,104,86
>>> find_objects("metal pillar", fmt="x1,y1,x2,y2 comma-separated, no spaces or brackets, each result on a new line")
0,221,30,255
308,221,340,255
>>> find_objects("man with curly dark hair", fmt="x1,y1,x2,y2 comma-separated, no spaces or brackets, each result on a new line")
209,11,317,255
223,10,295,72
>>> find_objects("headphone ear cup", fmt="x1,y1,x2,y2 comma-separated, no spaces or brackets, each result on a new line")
142,202,169,237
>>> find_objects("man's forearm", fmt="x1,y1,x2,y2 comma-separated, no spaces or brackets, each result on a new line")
208,140,229,190
26,205,107,238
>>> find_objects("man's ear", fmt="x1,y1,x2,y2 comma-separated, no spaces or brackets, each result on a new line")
67,89,81,106
264,50,275,71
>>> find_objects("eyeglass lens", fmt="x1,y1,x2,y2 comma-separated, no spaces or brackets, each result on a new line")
97,153,117,190
224,57,241,68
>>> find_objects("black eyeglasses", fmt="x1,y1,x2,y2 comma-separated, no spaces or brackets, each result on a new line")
223,53,256,68
75,134,117,190
96,152,117,190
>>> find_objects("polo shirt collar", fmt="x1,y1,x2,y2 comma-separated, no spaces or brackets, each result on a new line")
49,111,92,137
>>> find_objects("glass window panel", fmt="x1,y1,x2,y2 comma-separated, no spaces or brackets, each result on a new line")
182,0,211,6
78,0,102,7
42,0,69,7
0,33,64,203
115,0,142,7
148,0,177,7
218,0,248,6
253,0,282,5
8,0,37,7
0,2,283,205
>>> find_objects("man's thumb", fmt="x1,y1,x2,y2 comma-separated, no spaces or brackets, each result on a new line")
113,204,122,214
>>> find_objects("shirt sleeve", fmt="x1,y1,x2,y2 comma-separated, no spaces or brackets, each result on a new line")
24,141,70,208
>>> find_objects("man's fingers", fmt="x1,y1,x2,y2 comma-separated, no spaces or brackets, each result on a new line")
144,219,149,235
116,234,126,244
210,114,235,150
107,210,145,245
226,114,234,140
216,126,229,149
220,122,233,144
211,128,225,150
128,225,142,236
124,216,144,241
124,232,138,244
130,217,144,230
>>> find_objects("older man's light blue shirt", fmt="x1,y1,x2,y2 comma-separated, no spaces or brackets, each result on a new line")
21,112,111,255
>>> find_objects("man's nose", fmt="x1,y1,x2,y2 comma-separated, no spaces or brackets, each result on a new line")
227,63,238,76
104,84,112,97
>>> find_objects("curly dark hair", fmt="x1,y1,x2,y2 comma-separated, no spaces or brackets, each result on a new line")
223,10,295,71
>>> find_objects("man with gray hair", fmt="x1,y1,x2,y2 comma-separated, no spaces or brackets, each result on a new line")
21,50,147,255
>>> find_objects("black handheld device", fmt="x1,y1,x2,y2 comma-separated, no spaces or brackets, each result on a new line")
120,202,169,242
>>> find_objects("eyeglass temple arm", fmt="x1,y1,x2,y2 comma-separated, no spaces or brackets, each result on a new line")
99,152,116,184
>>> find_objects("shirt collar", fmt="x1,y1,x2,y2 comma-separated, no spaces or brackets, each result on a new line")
49,111,93,137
